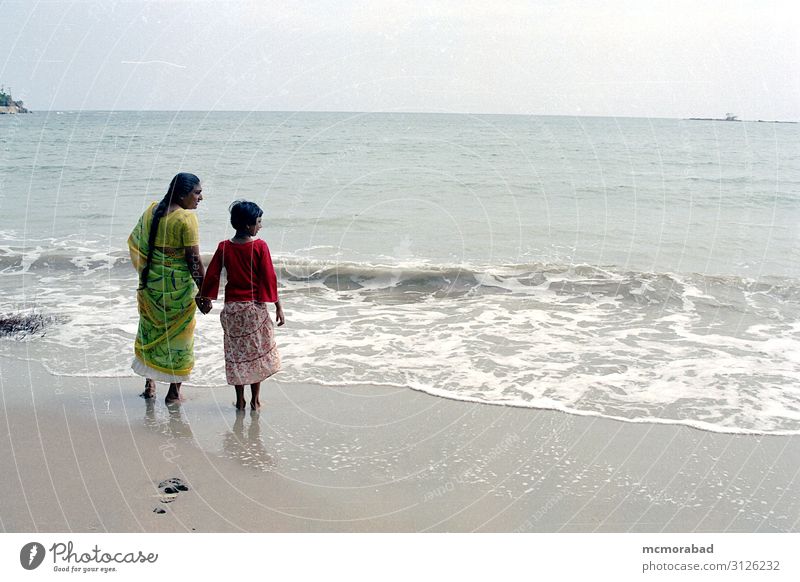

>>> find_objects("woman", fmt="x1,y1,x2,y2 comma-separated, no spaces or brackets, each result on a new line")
128,173,209,403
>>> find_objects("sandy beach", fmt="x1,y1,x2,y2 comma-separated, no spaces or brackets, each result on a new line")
1,355,797,533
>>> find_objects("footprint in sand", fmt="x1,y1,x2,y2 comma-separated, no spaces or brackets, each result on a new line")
158,491,178,504
154,477,191,510
159,477,190,492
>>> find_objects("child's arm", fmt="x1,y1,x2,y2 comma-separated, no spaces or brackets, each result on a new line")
275,299,285,326
259,241,284,326
198,242,224,312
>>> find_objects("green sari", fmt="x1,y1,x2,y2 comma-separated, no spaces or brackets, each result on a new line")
128,203,199,382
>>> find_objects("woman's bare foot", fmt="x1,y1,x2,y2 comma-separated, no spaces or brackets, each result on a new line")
165,382,182,404
140,379,156,399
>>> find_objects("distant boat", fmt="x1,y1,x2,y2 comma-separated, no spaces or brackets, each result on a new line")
687,114,796,124
688,113,741,122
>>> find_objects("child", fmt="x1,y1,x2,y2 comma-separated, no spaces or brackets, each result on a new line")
198,200,285,410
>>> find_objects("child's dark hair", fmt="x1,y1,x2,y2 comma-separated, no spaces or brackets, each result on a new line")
229,200,263,232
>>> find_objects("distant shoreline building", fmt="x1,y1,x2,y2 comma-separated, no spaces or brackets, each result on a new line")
0,87,30,114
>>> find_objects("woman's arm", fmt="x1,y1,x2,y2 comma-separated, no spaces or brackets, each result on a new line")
184,244,205,288
185,244,211,314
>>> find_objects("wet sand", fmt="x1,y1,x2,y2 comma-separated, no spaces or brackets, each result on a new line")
1,356,798,532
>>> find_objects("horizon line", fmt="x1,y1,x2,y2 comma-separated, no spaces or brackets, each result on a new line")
15,109,799,123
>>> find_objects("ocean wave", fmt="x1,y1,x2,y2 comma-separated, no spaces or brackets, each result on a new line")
3,245,800,309
274,258,800,311
0,248,130,274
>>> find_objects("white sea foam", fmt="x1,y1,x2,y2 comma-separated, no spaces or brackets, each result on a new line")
4,249,800,434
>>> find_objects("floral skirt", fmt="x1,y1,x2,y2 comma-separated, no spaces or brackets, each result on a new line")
220,302,281,385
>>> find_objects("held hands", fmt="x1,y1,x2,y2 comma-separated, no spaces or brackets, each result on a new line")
195,296,213,314
195,296,280,321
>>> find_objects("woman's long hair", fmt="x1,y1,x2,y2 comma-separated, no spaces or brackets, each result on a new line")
138,173,200,289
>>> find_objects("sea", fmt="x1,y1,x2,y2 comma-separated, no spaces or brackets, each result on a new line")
1,111,799,435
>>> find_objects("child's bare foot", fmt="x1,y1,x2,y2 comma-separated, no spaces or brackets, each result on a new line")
234,385,246,411
140,379,156,399
250,382,261,411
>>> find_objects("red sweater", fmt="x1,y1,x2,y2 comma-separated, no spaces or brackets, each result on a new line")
200,239,279,303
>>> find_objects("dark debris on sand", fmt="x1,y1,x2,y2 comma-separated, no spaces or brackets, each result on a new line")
0,311,67,339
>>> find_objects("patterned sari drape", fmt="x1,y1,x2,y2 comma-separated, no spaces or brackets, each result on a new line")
128,209,196,381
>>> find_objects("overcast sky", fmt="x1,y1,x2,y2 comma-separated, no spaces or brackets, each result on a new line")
1,0,798,119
